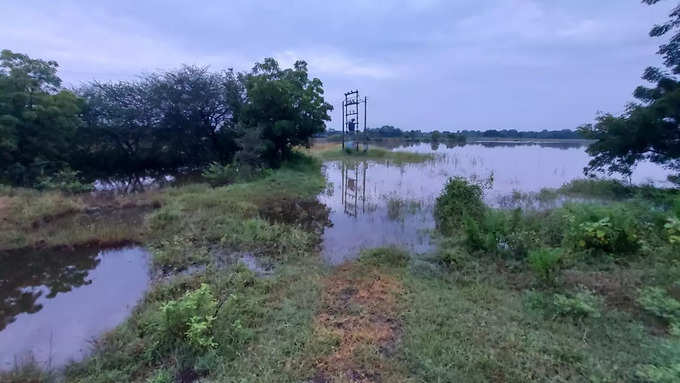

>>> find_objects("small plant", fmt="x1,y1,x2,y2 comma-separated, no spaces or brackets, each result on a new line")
552,289,601,320
564,206,641,255
638,287,680,326
665,217,680,245
157,283,218,353
147,368,174,383
35,168,93,193
202,162,239,186
527,248,562,285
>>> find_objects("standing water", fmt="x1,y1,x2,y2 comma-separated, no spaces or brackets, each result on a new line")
0,246,150,369
318,142,671,264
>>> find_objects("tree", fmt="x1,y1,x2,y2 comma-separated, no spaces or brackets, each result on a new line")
76,66,244,175
0,50,82,186
240,58,333,166
579,1,680,179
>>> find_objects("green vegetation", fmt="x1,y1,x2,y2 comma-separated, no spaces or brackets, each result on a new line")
52,154,328,382
423,174,680,381
0,50,331,188
313,144,434,164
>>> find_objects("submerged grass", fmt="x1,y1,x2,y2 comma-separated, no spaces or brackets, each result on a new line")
311,144,435,164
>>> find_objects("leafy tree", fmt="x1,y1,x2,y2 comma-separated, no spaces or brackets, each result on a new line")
240,58,333,166
579,1,680,179
0,50,82,185
76,66,244,175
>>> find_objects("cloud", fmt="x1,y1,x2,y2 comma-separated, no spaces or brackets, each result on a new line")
275,49,398,79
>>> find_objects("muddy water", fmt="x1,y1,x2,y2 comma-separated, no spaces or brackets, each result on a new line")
0,246,150,369
318,142,671,264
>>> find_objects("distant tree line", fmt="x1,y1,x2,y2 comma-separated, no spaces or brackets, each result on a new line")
317,126,583,142
0,50,332,187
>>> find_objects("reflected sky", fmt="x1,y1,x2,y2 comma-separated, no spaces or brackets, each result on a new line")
318,143,671,264
0,246,150,369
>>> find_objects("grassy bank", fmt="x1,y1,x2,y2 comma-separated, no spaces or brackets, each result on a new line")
407,177,680,382
3,154,331,383
309,144,435,164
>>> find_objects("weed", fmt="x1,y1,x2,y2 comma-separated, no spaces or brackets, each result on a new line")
564,204,641,255
665,217,680,245
201,162,240,187
35,168,94,194
435,177,486,235
528,247,563,285
552,290,602,319
638,287,680,327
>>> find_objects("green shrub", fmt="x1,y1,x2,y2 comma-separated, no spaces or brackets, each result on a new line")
636,336,680,383
435,177,486,236
527,248,562,284
35,168,93,193
564,204,641,255
526,289,601,320
638,287,680,326
202,162,239,186
147,368,174,383
552,290,601,320
665,217,680,245
153,283,218,353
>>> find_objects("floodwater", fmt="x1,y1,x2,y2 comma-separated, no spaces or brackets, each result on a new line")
318,142,671,264
0,246,150,370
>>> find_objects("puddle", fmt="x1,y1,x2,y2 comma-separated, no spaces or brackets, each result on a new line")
318,143,671,265
0,246,150,369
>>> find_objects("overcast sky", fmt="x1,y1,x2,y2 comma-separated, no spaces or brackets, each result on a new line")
2,0,675,131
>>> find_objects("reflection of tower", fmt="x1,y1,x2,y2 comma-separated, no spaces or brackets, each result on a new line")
341,161,367,217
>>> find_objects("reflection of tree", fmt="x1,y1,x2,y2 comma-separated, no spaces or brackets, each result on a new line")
0,247,100,331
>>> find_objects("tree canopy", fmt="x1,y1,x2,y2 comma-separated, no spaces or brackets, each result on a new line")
0,51,333,187
579,1,680,180
0,49,82,186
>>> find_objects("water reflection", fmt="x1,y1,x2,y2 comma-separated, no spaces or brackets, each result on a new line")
318,142,671,264
0,247,100,331
320,160,435,265
0,246,150,369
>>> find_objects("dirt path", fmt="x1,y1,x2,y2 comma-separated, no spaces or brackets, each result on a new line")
312,263,406,383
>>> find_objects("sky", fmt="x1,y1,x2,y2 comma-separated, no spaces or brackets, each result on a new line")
1,0,676,132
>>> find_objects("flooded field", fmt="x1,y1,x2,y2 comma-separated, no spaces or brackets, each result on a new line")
319,142,671,264
0,246,150,369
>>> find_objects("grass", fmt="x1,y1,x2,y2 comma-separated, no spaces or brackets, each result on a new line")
310,143,435,164
57,153,329,382
0,187,162,251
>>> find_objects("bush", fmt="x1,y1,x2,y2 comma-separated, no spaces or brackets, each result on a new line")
525,289,601,320
564,204,641,255
150,283,219,354
35,168,93,193
665,217,680,245
202,162,239,186
527,248,562,285
552,290,601,320
435,177,486,236
638,287,680,327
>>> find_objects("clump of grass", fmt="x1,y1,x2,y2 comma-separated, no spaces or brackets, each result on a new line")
527,247,563,285
314,145,434,164
525,288,602,320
